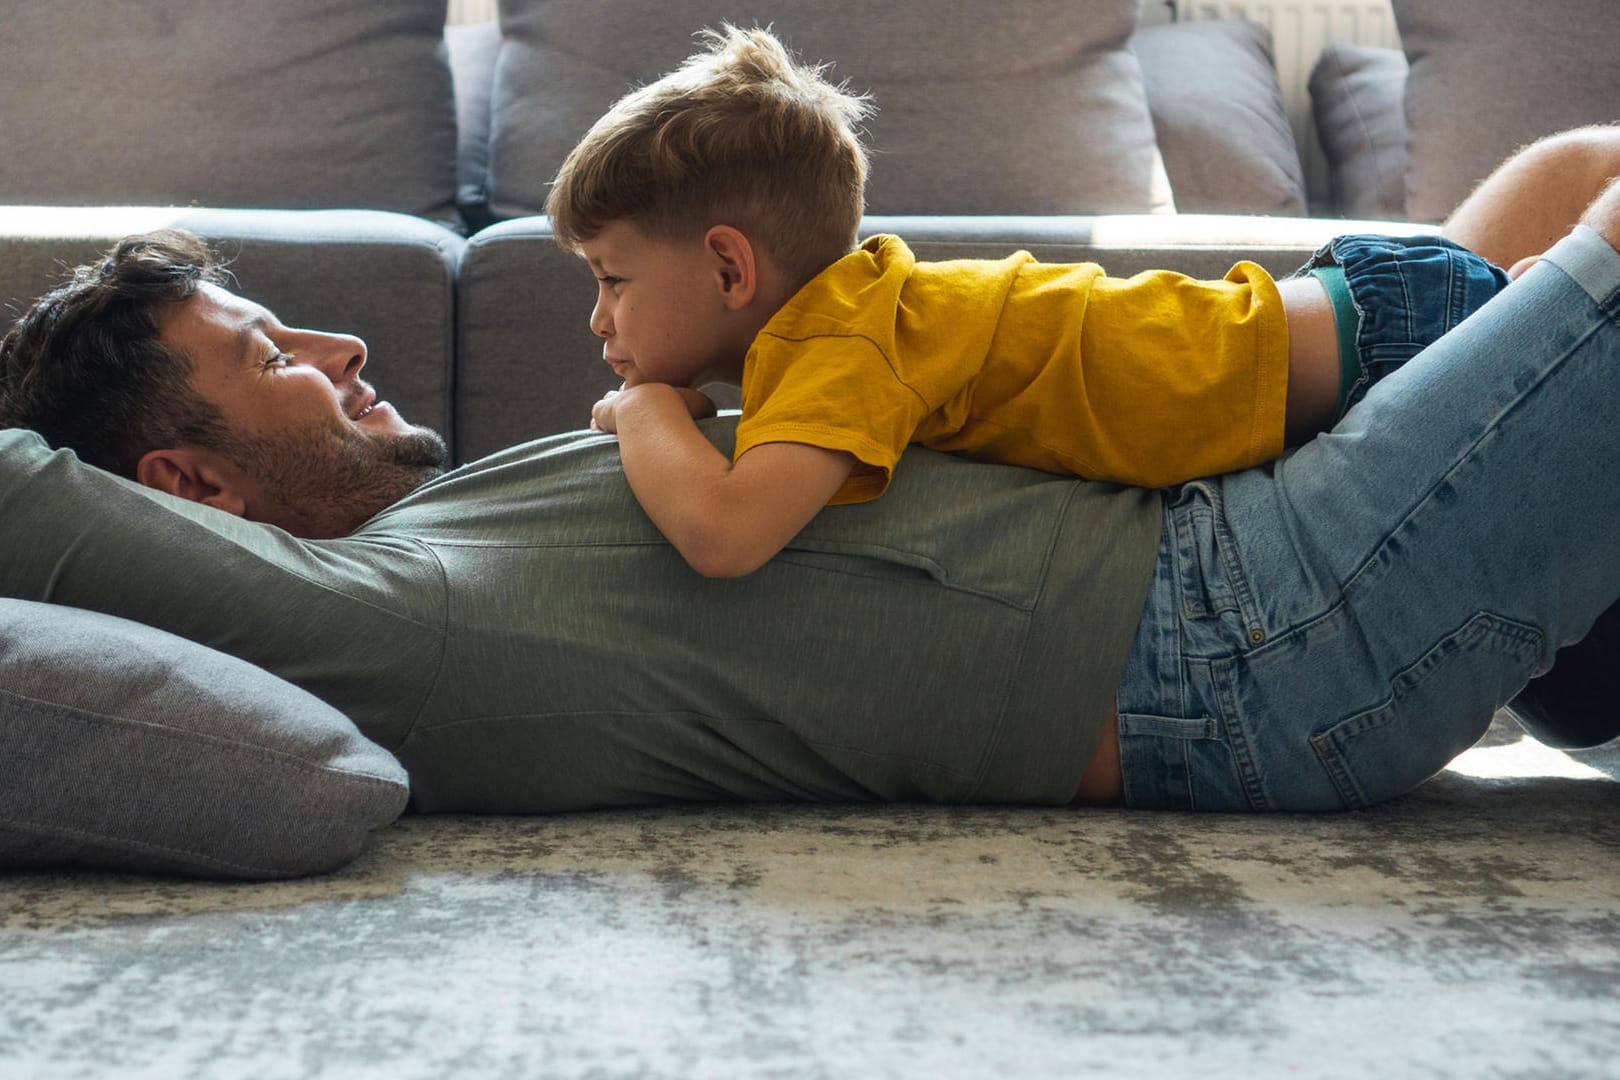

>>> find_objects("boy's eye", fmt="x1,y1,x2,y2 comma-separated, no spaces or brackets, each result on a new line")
596,275,624,289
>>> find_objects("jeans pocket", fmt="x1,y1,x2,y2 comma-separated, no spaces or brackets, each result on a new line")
1309,612,1543,808
1170,482,1263,643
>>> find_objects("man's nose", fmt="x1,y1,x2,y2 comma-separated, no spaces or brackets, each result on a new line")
305,332,367,381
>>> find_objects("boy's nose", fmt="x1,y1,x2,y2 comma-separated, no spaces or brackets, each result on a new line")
590,300,612,339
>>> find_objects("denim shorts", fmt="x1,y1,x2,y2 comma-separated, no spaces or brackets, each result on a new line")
1300,234,1513,411
1112,226,1620,812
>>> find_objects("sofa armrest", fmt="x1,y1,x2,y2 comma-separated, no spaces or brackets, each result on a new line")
0,208,464,452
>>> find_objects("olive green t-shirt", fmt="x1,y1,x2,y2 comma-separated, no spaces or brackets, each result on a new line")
0,420,1161,811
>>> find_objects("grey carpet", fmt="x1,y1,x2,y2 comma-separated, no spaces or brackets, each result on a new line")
3,714,1618,1080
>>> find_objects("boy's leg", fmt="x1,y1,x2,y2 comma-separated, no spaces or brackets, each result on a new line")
1118,202,1620,810
1442,124,1620,271
1280,126,1620,444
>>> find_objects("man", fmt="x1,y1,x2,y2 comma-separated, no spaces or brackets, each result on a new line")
0,235,1152,810
2,132,1619,813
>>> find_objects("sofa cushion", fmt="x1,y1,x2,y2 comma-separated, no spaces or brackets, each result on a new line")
1393,0,1620,223
1133,20,1306,216
1308,42,1409,220
0,2,459,224
447,20,503,232
0,599,408,879
486,0,1171,220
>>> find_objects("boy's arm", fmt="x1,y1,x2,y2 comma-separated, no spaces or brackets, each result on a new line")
593,383,856,578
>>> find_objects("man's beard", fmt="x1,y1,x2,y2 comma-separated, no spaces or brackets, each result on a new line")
211,419,449,539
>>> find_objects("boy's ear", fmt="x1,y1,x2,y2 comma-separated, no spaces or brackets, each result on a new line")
134,447,249,519
704,225,759,309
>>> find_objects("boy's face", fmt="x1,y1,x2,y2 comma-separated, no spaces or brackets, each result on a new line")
580,221,743,388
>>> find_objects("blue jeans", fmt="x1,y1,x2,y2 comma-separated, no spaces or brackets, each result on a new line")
1116,225,1620,810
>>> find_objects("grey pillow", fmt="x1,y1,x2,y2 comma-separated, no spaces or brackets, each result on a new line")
0,1,459,224
1133,20,1306,216
1308,43,1409,220
0,599,408,879
487,0,1171,219
1393,0,1620,223
447,20,503,232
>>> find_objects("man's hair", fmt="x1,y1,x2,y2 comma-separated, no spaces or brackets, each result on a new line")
0,229,232,478
545,24,874,289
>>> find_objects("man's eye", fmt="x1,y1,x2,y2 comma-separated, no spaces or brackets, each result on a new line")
264,352,292,368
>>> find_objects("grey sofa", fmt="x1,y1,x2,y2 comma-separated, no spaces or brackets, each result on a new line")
5,0,1611,461
1,0,1614,877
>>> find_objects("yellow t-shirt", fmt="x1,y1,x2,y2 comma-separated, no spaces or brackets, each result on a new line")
734,234,1289,503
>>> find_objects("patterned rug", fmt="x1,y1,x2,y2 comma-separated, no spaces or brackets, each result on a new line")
3,715,1617,1080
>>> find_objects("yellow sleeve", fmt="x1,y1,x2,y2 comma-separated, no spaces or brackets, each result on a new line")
735,331,932,505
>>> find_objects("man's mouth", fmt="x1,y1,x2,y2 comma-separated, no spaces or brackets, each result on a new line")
350,389,378,420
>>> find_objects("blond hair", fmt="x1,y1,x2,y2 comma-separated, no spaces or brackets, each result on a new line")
545,25,873,289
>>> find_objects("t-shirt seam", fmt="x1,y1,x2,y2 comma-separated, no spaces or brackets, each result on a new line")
396,540,454,748
962,480,1076,801
733,421,896,472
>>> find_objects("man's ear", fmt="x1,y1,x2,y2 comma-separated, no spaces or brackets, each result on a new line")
704,225,759,310
134,448,249,518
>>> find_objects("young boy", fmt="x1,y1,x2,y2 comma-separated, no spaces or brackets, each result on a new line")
545,25,1513,578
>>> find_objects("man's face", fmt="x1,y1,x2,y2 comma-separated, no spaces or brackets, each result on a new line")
157,283,448,537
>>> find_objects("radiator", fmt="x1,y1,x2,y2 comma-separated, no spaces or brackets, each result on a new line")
447,0,496,24
1174,0,1401,205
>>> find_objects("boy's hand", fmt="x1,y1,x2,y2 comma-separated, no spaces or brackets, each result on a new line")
591,384,716,433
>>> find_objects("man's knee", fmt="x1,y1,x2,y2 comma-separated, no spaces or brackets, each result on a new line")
1516,124,1620,181
1579,177,1620,252
1529,123,1620,151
